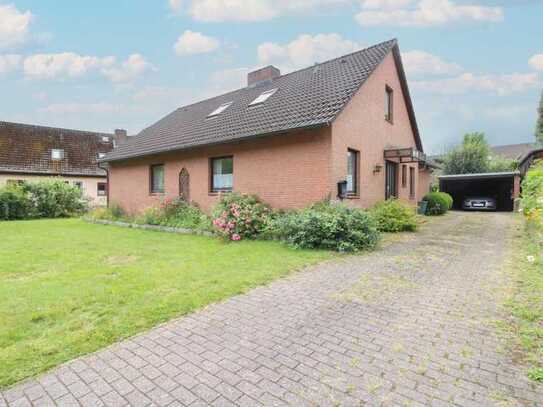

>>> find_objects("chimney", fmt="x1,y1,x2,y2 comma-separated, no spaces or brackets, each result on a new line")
113,129,128,145
247,65,280,87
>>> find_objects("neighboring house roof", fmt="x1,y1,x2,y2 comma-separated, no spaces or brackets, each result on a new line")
103,39,422,163
489,143,540,160
0,121,115,177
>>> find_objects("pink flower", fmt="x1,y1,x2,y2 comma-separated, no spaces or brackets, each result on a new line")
231,234,241,241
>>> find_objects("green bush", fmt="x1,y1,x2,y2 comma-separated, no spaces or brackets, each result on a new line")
423,192,450,216
440,192,454,210
0,181,87,220
0,185,34,220
272,201,380,252
23,181,88,218
88,202,125,221
212,193,272,241
370,199,418,232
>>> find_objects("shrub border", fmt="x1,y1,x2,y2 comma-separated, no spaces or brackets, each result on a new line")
83,217,214,237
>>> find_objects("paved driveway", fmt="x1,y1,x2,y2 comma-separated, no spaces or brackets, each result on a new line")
2,212,542,406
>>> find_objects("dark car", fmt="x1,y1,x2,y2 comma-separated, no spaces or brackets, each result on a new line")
462,196,497,211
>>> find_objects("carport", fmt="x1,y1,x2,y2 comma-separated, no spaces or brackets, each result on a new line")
439,172,521,212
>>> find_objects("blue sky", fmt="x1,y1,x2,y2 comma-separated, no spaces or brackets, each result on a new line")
1,0,542,153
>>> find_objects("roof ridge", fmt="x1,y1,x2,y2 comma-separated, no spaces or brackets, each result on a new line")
168,38,398,113
0,120,114,137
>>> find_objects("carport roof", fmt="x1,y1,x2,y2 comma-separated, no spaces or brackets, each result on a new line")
438,171,520,181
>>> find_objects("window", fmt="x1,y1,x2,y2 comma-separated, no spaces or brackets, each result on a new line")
249,88,277,106
98,153,106,159
211,156,233,192
97,182,107,196
401,165,407,187
51,149,64,160
346,149,359,196
150,164,165,194
102,136,110,142
208,101,233,117
409,167,415,198
385,85,393,123
73,181,83,190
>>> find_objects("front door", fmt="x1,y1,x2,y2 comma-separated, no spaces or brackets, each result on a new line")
385,161,398,199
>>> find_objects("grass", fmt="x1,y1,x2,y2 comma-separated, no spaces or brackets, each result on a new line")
501,218,543,382
0,218,333,388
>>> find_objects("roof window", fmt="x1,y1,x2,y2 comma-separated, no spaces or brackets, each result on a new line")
249,88,277,106
51,149,64,160
208,101,233,117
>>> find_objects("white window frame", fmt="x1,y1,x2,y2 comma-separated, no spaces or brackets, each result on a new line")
51,149,64,160
208,101,233,117
249,88,277,106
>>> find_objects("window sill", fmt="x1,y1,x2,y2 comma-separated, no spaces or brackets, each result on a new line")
346,194,360,199
209,189,233,196
149,192,165,196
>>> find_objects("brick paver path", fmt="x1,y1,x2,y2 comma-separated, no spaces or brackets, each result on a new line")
2,212,542,406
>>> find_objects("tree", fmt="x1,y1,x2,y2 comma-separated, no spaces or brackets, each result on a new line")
536,90,543,145
442,132,490,175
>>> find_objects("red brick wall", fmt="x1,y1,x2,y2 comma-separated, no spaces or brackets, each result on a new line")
108,128,332,214
331,53,424,208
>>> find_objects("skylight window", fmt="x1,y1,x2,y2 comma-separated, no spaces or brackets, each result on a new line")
208,101,233,117
249,88,277,106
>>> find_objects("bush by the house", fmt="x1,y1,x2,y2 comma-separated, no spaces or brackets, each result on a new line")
212,193,272,241
0,185,34,220
89,198,211,232
423,192,452,216
521,160,543,224
0,181,87,220
272,201,380,252
370,199,418,232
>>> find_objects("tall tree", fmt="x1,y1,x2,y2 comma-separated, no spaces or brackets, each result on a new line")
537,90,543,145
442,132,490,175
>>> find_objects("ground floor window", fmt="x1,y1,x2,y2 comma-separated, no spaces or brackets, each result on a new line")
73,181,83,190
409,167,415,198
211,156,233,192
347,149,359,196
97,182,107,196
150,164,165,194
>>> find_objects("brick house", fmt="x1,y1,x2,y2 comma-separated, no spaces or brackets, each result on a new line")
0,121,127,206
102,39,434,213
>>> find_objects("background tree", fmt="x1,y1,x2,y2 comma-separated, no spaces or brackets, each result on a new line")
536,90,543,145
442,132,490,175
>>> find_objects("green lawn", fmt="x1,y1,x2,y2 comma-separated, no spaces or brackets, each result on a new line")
0,219,333,388
502,219,543,382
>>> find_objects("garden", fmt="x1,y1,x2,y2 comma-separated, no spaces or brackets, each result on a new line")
0,180,453,387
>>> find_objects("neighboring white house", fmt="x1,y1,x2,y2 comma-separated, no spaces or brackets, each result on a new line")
0,121,127,206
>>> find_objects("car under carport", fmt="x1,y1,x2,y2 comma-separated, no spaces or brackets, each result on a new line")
439,172,521,212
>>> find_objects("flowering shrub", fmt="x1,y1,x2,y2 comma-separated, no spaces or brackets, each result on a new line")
212,193,272,241
272,201,380,252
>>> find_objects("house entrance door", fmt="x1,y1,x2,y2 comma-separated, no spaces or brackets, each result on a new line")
385,161,398,199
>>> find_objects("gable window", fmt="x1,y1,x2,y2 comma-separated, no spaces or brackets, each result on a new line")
208,101,233,117
249,88,277,106
97,182,107,196
346,149,359,196
51,149,64,160
409,167,415,198
385,85,393,123
401,165,407,187
150,164,165,194
211,156,233,192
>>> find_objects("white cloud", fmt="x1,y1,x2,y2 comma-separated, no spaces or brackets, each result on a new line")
356,0,504,27
22,52,152,83
23,53,114,79
169,0,183,11
402,50,463,76
175,0,349,22
174,30,220,56
411,72,540,95
0,4,32,49
0,54,21,74
529,54,543,71
101,54,153,83
361,0,413,9
258,33,362,73
39,103,137,115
